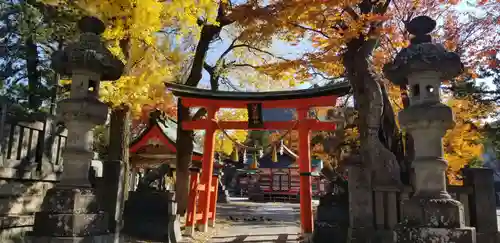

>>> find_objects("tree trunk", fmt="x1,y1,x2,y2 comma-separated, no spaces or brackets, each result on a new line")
108,106,131,195
343,37,401,186
26,35,41,110
175,100,194,215
399,85,415,185
104,106,130,233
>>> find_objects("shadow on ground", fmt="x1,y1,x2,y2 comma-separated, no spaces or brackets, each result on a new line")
210,233,299,243
206,201,304,243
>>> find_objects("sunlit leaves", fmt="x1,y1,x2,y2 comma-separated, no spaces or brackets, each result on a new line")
45,0,221,116
444,98,489,184
214,109,248,155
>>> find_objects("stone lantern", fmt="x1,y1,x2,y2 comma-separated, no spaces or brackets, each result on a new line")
384,16,476,242
29,16,124,242
52,16,124,187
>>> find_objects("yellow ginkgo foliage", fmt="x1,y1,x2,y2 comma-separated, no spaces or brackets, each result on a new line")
214,109,249,156
47,0,221,116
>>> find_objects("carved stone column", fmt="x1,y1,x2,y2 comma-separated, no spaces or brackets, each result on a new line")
28,16,124,242
384,16,476,242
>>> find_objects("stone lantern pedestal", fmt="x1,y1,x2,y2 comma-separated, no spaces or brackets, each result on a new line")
384,16,476,243
27,16,124,243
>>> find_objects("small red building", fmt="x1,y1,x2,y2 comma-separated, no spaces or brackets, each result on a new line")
128,110,221,190
236,145,326,202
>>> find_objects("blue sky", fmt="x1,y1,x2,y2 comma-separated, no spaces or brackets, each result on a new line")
199,26,314,90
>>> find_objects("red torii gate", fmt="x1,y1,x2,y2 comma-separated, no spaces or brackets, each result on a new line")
166,82,350,236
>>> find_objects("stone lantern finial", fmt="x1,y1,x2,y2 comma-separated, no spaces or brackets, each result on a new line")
77,16,106,35
406,15,436,45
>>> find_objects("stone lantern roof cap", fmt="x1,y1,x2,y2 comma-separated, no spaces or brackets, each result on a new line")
407,15,436,45
77,16,106,35
383,15,464,86
51,16,125,81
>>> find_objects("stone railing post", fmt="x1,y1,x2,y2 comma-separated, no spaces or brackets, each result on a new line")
29,16,124,242
384,16,476,242
463,168,498,243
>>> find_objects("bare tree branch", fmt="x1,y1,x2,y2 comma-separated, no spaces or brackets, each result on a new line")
344,6,359,20
228,63,261,69
192,108,207,121
289,23,331,38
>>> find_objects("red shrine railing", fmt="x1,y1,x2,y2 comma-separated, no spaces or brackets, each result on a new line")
185,168,219,234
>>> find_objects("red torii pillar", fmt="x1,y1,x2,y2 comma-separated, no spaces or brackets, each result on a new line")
197,106,218,232
297,108,313,234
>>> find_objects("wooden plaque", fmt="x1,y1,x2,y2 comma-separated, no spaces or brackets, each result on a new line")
247,103,264,128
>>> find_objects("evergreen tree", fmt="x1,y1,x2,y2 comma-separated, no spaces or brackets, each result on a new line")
0,0,82,113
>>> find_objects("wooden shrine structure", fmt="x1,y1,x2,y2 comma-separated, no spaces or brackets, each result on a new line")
130,110,203,169
236,142,327,202
128,110,221,188
166,82,350,236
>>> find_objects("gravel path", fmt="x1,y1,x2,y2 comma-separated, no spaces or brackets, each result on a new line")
204,198,319,243
124,200,499,242
209,202,301,242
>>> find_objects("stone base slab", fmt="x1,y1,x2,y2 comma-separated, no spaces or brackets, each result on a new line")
39,187,102,214
395,227,476,243
25,234,120,243
477,232,499,243
30,186,109,238
401,197,465,228
123,191,181,242
33,212,108,236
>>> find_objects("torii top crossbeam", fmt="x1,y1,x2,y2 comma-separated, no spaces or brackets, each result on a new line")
166,82,351,108
166,82,351,131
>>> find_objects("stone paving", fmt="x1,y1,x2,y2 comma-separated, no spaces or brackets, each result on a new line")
203,200,500,243
207,199,307,242
174,197,318,243
124,201,499,242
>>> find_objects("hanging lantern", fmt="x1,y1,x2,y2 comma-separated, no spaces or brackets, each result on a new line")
242,149,247,164
279,140,284,155
272,145,278,163
251,152,258,169
231,145,239,162
259,148,264,158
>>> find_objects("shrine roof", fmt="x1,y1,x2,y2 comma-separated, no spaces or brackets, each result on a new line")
165,82,351,101
130,112,203,155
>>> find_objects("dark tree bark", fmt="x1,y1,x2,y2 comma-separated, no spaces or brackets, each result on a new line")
175,3,233,215
108,106,130,169
25,36,41,110
399,85,414,185
175,101,195,215
104,106,131,233
342,35,402,186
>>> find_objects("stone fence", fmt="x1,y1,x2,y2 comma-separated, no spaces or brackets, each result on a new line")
371,168,499,243
0,110,67,242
